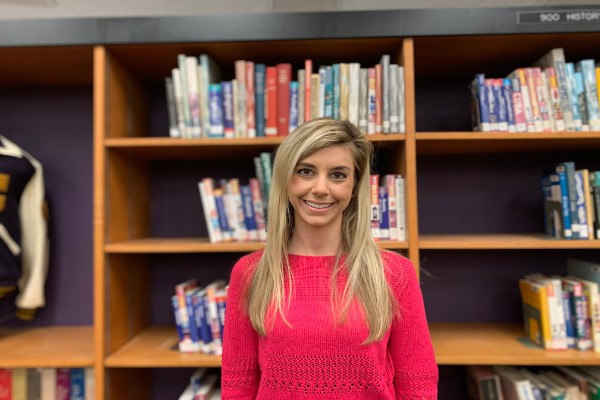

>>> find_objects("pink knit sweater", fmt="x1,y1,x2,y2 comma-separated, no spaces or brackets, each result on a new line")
221,250,438,399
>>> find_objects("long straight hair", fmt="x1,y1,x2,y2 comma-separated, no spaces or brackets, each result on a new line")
245,118,396,343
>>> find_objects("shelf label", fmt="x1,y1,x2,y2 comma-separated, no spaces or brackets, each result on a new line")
517,9,600,24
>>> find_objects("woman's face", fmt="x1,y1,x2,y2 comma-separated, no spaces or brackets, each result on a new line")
287,144,355,234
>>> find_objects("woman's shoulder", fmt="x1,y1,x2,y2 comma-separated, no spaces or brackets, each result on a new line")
231,249,263,279
380,249,417,290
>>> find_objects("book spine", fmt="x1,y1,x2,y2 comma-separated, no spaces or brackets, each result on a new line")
395,175,406,241
289,81,299,133
565,62,584,131
254,64,266,137
277,63,291,136
221,81,235,139
577,59,600,131
234,60,247,137
493,78,508,132
562,290,576,348
367,67,376,134
510,77,527,132
591,171,600,239
318,66,326,118
165,77,181,138
177,54,192,138
208,84,224,138
384,175,398,241
358,67,369,133
198,179,223,243
172,68,187,137
213,188,233,242
240,184,258,241
398,66,406,133
332,64,340,120
185,56,202,138
56,368,71,400
310,74,320,121
471,74,490,132
249,178,267,241
304,59,312,121
556,165,574,239
265,66,278,136
484,78,498,131
375,64,383,133
297,68,305,126
501,78,516,132
574,170,591,239
370,174,380,240
545,66,566,131
378,186,390,240
245,61,256,138
69,368,85,400
525,67,544,132
380,54,390,133
324,65,333,118
388,65,399,133
193,289,213,354
0,369,11,400
551,50,576,130
171,294,185,343
532,67,553,132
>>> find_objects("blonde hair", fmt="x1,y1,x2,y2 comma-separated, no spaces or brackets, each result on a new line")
245,118,396,343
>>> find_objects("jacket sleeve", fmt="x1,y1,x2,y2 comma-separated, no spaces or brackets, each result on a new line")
385,252,438,399
15,153,49,319
221,254,260,399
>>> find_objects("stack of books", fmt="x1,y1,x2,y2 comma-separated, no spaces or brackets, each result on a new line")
178,368,221,400
0,367,94,400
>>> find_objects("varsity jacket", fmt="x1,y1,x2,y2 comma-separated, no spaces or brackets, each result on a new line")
0,135,49,320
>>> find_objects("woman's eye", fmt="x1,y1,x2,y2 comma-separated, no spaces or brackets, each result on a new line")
331,171,348,180
296,168,312,176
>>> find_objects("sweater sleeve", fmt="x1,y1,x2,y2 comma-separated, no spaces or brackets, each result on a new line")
221,253,261,399
384,252,438,399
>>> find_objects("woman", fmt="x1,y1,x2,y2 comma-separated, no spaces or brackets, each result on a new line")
221,118,438,399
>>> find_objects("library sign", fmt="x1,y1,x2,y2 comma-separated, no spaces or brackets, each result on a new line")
517,9,600,25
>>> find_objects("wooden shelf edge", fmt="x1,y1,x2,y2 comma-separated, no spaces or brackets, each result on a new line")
0,326,94,368
416,131,600,140
104,238,408,253
420,234,600,250
105,326,221,368
431,322,600,366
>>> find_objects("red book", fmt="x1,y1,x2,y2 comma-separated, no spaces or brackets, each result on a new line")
277,63,292,136
304,59,312,121
0,369,11,400
265,66,278,136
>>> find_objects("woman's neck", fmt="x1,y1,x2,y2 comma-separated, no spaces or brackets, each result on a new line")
288,225,342,256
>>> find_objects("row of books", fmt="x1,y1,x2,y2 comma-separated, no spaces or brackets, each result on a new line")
198,172,407,244
467,365,600,400
172,279,227,355
471,48,600,133
542,162,600,240
0,367,93,400
165,53,406,139
178,368,220,400
519,259,600,352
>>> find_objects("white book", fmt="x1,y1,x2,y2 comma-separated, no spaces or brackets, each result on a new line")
398,65,406,133
297,68,305,125
171,68,186,138
198,178,223,243
348,63,360,126
185,56,202,138
234,60,247,137
380,54,391,133
395,175,406,241
318,66,326,118
84,368,95,400
389,64,399,133
40,368,57,400
567,274,600,353
177,54,192,137
358,68,369,133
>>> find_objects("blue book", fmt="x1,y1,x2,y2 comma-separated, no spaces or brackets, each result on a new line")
574,170,591,239
502,78,516,132
193,288,212,353
562,291,576,348
565,62,584,131
185,288,202,349
332,64,340,120
69,368,85,400
378,186,389,240
289,81,299,132
221,81,235,138
214,189,232,241
255,63,266,136
471,74,490,131
324,65,333,118
556,164,574,239
171,295,185,342
208,84,224,138
240,184,258,240
493,79,508,131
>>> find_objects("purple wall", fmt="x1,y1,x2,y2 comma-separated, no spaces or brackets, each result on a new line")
0,86,94,326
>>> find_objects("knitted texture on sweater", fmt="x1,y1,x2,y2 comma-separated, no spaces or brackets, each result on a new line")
221,250,438,399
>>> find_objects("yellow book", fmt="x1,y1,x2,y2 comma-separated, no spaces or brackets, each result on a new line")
11,368,26,400
519,278,553,349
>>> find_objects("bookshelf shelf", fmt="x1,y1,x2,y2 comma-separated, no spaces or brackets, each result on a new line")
415,132,600,154
105,326,221,368
419,234,600,250
0,326,94,368
431,323,600,366
104,237,408,253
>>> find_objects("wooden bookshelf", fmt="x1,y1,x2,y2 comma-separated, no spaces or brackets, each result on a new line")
431,323,600,366
0,326,94,368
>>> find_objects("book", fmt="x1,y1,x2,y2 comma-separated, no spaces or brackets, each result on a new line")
370,174,380,240
56,369,71,400
245,61,256,138
519,278,553,349
26,369,41,400
533,48,575,131
304,59,312,121
277,63,291,136
254,63,266,137
165,77,180,138
12,368,26,400
234,60,247,137
265,66,278,136
208,84,224,138
380,54,390,133
185,56,201,138
174,278,200,352
199,54,222,137
348,62,360,126
198,178,223,243
0,369,10,400
466,365,504,400
561,276,593,351
544,66,566,131
576,59,600,131
221,81,235,139
568,258,600,352
40,369,57,400
69,368,85,400
573,169,592,239
493,366,536,400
